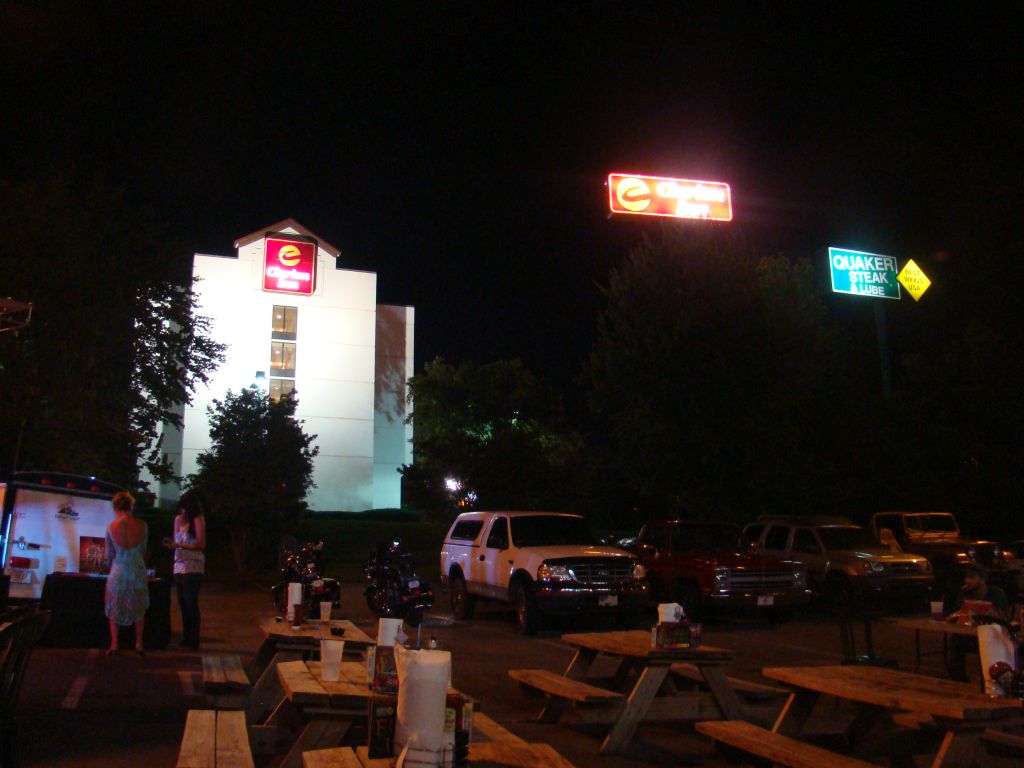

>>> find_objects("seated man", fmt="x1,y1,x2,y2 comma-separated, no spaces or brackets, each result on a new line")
946,563,1010,681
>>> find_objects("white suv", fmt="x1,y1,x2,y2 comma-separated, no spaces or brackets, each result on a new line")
439,511,649,634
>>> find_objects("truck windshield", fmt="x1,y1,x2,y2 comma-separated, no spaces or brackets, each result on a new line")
510,516,596,547
905,514,958,533
817,527,876,550
672,524,743,551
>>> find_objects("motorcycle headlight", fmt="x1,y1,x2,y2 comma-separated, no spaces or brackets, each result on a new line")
537,563,572,582
631,561,646,580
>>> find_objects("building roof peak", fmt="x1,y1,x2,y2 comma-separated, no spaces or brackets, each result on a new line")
233,218,341,258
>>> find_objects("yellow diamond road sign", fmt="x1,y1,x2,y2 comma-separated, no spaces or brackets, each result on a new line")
897,259,931,302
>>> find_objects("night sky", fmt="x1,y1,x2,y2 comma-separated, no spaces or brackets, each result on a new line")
4,3,1022,391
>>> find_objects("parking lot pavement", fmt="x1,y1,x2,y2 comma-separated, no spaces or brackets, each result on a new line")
14,580,972,767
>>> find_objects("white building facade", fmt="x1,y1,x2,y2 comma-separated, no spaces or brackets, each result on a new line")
152,219,413,512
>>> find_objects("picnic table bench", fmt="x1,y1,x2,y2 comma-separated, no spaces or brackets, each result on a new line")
177,709,254,768
697,720,876,768
508,668,622,722
202,654,251,708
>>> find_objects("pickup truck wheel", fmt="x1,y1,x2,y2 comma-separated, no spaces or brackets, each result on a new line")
676,581,705,621
450,575,476,620
512,583,540,635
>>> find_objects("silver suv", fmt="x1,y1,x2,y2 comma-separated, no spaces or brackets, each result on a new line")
743,516,934,606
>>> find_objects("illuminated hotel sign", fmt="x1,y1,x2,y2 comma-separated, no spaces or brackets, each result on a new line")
828,247,901,300
263,237,317,295
608,173,732,221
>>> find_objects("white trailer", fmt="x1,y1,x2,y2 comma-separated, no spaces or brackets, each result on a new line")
0,473,123,600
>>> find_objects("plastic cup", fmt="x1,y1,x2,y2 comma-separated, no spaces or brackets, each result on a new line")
930,601,944,620
320,601,333,621
320,638,344,682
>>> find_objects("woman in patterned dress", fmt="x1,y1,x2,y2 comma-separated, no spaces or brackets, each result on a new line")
104,491,149,655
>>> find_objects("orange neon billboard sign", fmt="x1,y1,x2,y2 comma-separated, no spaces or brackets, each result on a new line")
608,173,732,221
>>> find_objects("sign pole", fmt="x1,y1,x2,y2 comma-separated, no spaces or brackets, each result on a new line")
873,300,893,401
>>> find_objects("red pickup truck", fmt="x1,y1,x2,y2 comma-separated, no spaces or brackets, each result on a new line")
634,519,810,619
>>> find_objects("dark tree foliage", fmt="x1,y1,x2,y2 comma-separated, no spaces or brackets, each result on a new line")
583,228,852,520
189,386,318,572
404,358,582,510
0,174,224,487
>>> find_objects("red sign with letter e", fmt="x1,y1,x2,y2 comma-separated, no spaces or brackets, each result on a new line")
263,237,317,295
608,173,732,221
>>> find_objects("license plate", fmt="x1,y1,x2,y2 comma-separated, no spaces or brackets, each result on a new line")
8,569,31,584
757,595,774,607
599,595,618,607
408,579,420,589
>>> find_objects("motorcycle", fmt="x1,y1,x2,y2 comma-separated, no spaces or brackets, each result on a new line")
363,540,434,627
272,536,341,619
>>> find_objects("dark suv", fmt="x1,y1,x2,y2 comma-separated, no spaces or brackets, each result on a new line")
868,511,1017,603
744,516,933,606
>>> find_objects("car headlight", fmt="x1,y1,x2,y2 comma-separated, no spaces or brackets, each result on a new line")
631,561,646,580
714,567,731,593
537,563,572,582
793,568,806,587
861,560,885,573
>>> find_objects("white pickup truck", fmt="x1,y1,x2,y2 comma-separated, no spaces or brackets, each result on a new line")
439,511,649,634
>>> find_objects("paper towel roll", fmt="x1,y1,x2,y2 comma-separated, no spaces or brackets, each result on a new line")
658,602,684,623
378,617,404,647
978,623,1016,696
286,582,303,622
393,646,451,765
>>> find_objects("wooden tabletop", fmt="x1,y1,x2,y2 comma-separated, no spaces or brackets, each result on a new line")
258,617,375,646
562,629,733,662
277,659,370,708
884,616,980,637
277,659,461,709
763,665,1023,721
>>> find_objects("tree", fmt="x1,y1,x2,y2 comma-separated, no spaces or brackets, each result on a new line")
405,358,581,510
189,386,318,572
0,174,224,487
583,227,851,519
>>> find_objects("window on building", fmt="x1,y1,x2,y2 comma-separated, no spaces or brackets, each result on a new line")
269,378,295,401
270,341,296,377
272,305,298,340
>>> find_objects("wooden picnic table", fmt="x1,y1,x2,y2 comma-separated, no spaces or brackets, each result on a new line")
243,618,376,741
275,659,466,768
884,616,977,673
764,664,1023,767
561,629,744,754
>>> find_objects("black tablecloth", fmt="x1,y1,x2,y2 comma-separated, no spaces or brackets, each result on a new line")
39,573,171,649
